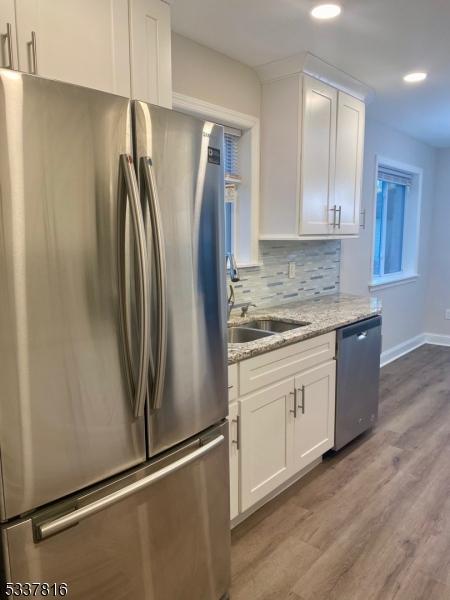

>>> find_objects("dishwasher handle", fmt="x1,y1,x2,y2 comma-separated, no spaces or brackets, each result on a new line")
339,316,381,340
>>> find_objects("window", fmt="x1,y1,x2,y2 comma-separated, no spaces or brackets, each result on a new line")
172,92,260,266
224,127,241,257
371,159,422,288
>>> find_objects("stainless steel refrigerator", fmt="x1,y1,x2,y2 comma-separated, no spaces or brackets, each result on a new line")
0,69,230,599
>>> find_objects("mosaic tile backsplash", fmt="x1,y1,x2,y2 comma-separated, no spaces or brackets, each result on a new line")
228,240,341,311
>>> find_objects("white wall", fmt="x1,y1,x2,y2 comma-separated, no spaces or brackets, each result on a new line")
340,118,437,353
171,33,261,117
425,149,450,336
170,35,443,355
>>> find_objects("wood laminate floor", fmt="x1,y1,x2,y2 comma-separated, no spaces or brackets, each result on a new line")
230,344,450,600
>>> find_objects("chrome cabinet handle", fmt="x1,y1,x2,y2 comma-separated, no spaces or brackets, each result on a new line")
4,23,14,69
232,416,240,450
31,30,38,74
329,205,337,228
357,331,368,340
34,434,225,540
336,205,342,229
290,388,298,418
298,385,306,414
140,157,168,411
228,385,233,389
360,208,366,229
118,154,150,418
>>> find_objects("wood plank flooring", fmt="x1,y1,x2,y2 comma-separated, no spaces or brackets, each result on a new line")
230,344,450,600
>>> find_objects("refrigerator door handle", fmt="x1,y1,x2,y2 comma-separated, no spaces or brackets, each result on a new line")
34,434,225,541
118,154,150,418
140,156,168,411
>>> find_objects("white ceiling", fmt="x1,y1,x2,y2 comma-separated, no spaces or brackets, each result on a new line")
171,0,450,148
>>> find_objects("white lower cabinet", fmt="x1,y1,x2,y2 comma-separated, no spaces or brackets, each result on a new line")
228,401,239,520
293,360,336,471
239,379,294,512
232,333,337,521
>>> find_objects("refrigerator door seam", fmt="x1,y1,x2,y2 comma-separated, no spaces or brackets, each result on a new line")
118,154,151,418
140,156,168,412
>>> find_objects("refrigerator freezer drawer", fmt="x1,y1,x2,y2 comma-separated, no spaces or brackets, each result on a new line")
1,422,230,600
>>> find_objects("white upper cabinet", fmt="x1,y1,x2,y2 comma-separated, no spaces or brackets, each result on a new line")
260,74,301,238
129,0,172,108
0,0,17,70
300,75,337,236
335,91,365,234
7,0,173,105
15,0,131,96
260,72,366,240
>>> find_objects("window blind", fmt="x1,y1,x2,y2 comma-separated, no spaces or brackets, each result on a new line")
378,165,413,187
224,126,241,182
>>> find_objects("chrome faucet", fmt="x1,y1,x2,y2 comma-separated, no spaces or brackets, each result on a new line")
226,252,240,282
227,285,235,319
240,302,256,317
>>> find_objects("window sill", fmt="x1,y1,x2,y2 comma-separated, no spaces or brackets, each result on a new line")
369,273,419,292
237,261,262,269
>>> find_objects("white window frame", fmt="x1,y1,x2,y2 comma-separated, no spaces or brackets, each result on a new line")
369,155,423,291
172,92,260,267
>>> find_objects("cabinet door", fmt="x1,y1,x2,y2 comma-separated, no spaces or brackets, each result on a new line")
228,402,239,520
15,0,130,96
299,75,337,235
335,92,365,235
260,75,302,239
129,0,172,107
0,0,17,69
240,379,294,511
293,360,335,471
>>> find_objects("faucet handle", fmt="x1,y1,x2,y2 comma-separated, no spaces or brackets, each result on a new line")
240,302,256,317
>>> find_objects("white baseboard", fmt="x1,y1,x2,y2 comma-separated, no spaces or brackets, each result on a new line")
380,332,450,367
380,334,426,367
423,333,450,347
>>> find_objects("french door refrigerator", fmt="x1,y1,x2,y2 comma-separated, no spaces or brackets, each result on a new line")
0,69,229,599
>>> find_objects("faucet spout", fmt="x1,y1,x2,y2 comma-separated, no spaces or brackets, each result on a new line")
226,253,240,282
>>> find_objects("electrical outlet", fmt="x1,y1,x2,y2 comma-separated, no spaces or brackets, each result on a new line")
445,309,450,320
288,261,296,279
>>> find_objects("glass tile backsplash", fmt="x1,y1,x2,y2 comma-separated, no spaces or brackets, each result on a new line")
228,240,341,310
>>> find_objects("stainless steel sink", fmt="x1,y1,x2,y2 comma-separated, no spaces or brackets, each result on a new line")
228,327,274,344
243,319,310,333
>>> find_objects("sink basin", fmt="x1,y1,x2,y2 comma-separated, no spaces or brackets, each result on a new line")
228,327,274,344
243,319,310,333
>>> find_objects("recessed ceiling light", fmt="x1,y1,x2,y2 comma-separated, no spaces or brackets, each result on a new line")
403,72,427,83
311,4,342,19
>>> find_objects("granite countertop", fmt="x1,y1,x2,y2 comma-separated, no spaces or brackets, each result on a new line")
227,293,381,365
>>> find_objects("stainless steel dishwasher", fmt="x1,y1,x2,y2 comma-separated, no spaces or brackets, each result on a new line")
334,316,382,450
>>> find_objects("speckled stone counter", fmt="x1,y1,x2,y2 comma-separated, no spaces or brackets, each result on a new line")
228,293,381,365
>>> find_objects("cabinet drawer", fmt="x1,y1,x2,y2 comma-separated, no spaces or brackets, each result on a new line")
228,364,238,402
240,332,336,396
